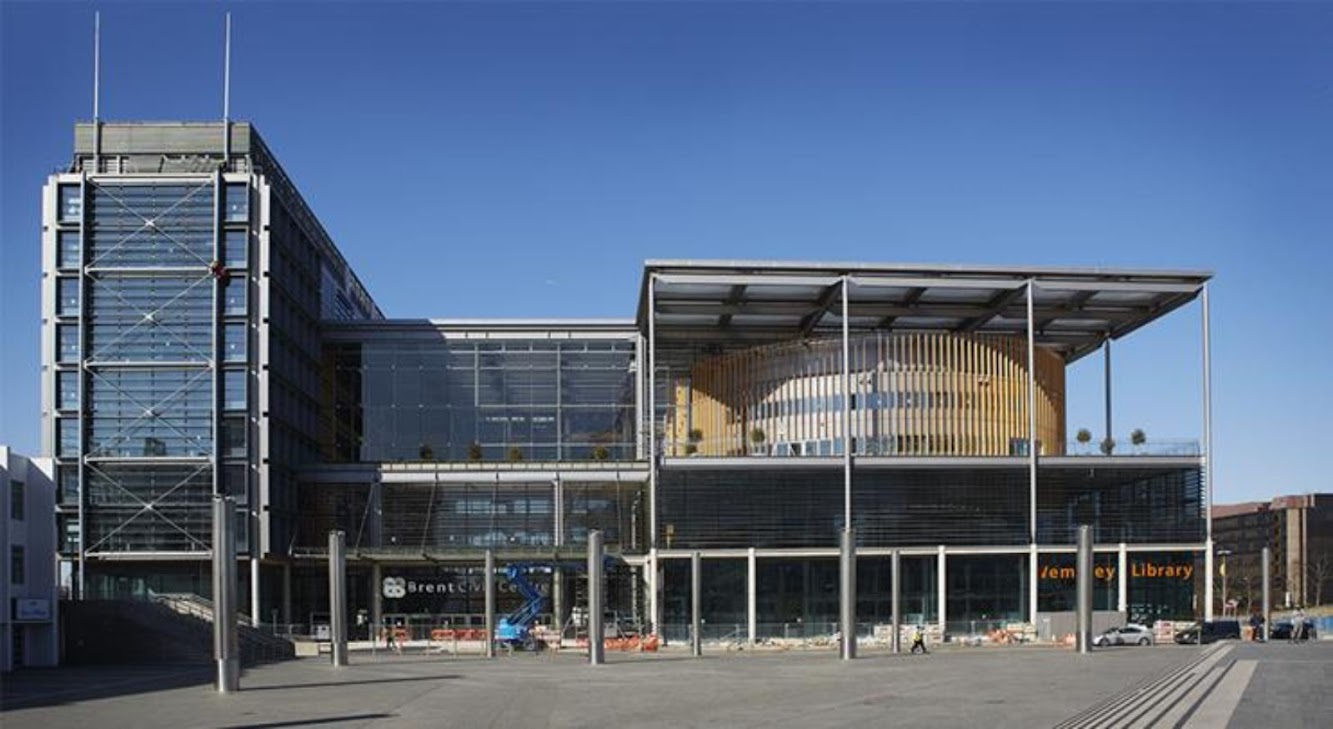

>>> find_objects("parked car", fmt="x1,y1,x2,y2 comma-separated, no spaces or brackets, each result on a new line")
1269,619,1318,641
1093,624,1156,647
1174,619,1241,645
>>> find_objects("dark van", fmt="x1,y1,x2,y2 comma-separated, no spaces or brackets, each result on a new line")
1174,619,1242,645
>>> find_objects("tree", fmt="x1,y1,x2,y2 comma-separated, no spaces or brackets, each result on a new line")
592,445,610,461
1099,437,1116,456
507,446,524,462
1076,428,1092,453
467,441,484,461
1309,554,1332,607
418,443,435,461
1130,429,1147,452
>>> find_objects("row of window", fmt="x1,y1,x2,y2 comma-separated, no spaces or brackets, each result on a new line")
59,182,248,225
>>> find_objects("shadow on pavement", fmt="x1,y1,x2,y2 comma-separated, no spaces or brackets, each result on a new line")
219,713,395,728
0,665,214,711
243,674,460,691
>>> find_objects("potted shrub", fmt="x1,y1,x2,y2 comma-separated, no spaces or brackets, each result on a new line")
750,427,767,455
467,441,484,462
1075,428,1092,454
592,445,610,461
418,443,435,461
507,446,524,462
1130,428,1146,453
1099,437,1116,456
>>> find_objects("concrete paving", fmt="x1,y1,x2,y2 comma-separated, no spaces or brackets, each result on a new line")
1,642,1326,728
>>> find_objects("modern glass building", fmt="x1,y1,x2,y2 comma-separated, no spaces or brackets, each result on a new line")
42,122,1216,642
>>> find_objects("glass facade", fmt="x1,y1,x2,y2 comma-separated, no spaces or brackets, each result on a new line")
64,179,225,556
296,478,644,552
323,337,636,463
1036,551,1118,612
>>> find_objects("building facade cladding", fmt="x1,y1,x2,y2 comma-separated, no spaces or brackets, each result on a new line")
1212,494,1332,610
1,447,59,671
667,332,1065,458
43,122,380,600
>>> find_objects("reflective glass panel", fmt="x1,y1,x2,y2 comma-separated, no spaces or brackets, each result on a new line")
58,370,79,411
59,184,82,222
57,231,81,269
224,183,249,222
57,277,80,316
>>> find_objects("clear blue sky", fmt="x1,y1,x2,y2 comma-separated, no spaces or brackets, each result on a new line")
3,2,1330,504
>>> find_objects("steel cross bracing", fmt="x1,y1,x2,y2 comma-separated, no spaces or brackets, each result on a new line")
84,180,215,269
82,461,213,552
85,367,213,457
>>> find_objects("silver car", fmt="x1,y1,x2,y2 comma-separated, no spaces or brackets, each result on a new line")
1093,624,1155,647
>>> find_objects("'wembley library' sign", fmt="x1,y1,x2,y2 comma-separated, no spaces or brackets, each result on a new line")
1038,561,1194,584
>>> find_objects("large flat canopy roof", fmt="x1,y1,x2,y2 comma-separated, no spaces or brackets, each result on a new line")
638,260,1211,363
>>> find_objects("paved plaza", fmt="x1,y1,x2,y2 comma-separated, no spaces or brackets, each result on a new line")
3,641,1329,728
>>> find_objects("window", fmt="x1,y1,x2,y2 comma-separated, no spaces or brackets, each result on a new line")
58,371,79,411
11,481,24,521
57,324,80,363
57,418,79,458
222,416,246,457
10,545,24,585
223,369,246,410
223,277,246,316
224,184,249,222
59,467,79,505
223,323,247,362
224,230,247,268
57,277,80,316
57,231,81,269
59,185,81,222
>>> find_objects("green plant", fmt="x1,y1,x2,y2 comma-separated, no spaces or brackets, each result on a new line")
507,446,524,462
467,442,483,461
684,443,698,456
750,427,767,444
1099,437,1116,456
1076,428,1092,445
592,445,610,461
1130,429,1146,447
418,443,435,461
688,428,704,443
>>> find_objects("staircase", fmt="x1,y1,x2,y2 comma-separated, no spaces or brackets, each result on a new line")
62,597,295,666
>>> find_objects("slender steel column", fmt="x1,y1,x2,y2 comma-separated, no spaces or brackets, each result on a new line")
1202,286,1215,621
1029,545,1038,625
1103,337,1113,443
1076,525,1093,654
1261,546,1271,642
1026,281,1037,545
588,531,605,665
691,551,703,657
250,556,260,628
328,530,348,667
213,496,239,692
840,528,857,660
747,547,757,647
370,563,383,641
647,275,657,548
484,550,496,658
891,549,902,654
1117,543,1128,614
937,546,947,637
281,562,291,627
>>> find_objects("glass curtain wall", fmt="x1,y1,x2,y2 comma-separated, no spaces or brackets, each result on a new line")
323,338,635,462
72,180,226,555
946,555,1028,635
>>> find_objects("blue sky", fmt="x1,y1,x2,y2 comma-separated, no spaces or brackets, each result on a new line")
2,1,1330,504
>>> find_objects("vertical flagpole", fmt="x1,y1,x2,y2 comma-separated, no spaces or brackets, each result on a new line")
93,11,101,171
223,13,232,159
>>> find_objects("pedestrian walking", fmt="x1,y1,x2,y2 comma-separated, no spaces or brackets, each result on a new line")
1290,608,1305,643
910,625,929,655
